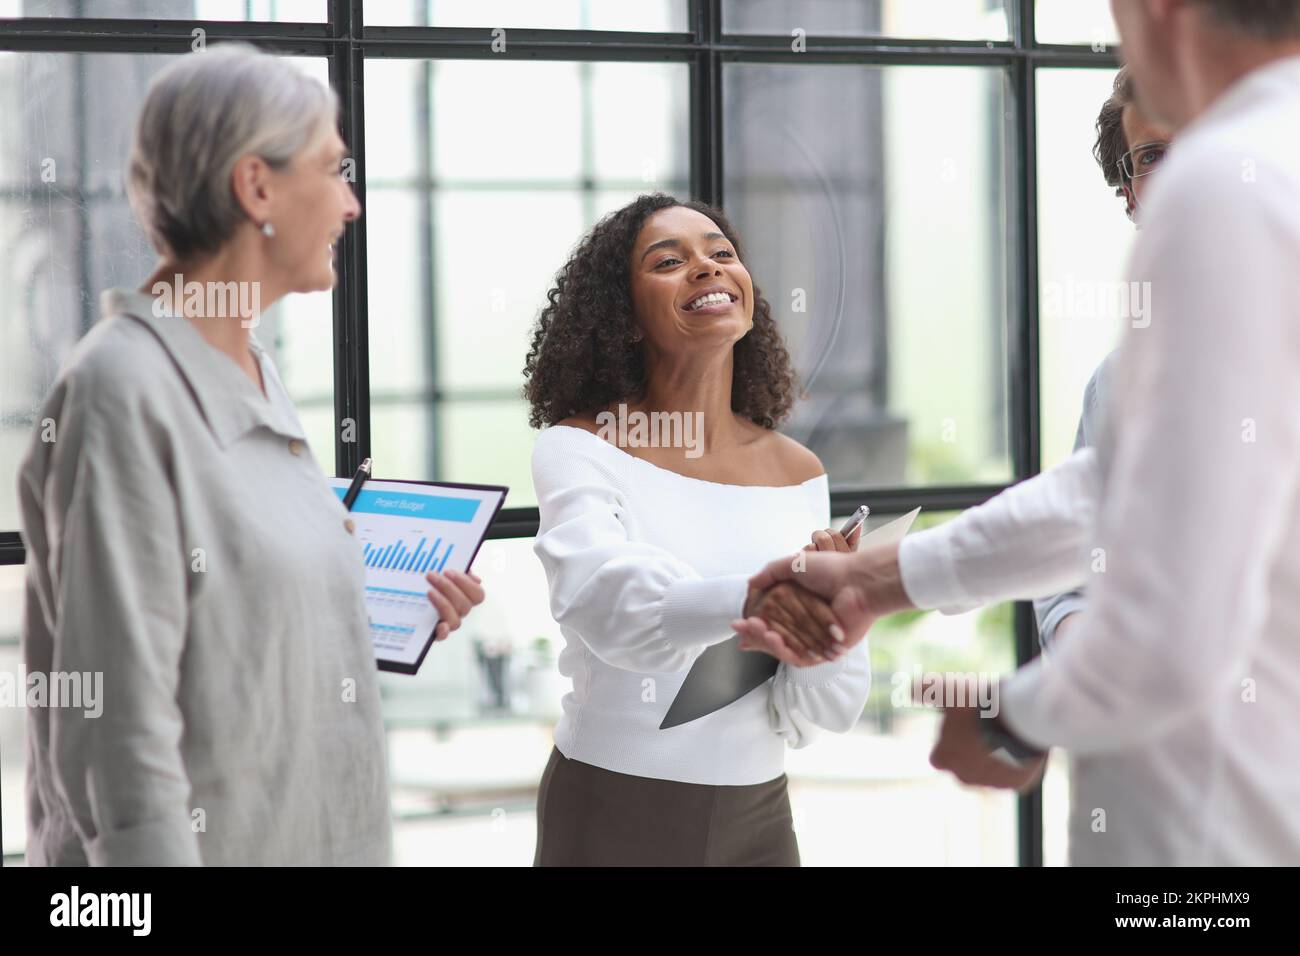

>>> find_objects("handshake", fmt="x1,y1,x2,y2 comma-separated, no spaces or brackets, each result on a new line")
730,526,914,668
734,524,1048,793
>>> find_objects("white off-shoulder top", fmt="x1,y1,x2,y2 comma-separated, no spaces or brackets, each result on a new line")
531,424,872,785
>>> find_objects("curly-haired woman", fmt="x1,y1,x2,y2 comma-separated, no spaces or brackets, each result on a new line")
524,193,872,866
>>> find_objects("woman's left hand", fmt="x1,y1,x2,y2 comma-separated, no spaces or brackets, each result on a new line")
803,524,861,553
425,569,486,641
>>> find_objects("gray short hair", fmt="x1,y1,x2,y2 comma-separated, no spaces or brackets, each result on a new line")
127,43,338,261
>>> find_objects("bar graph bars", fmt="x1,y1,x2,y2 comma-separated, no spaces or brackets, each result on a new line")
361,535,454,574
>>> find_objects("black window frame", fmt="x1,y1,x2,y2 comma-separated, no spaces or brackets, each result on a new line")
0,0,1120,867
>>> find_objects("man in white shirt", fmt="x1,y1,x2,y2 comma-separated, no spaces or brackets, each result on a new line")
738,0,1300,865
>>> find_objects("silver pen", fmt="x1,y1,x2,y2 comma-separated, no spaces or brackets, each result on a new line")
839,504,870,539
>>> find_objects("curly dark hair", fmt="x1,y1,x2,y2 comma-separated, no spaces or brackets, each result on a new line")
522,193,798,431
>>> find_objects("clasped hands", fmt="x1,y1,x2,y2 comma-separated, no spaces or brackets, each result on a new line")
729,525,868,667
731,531,1045,793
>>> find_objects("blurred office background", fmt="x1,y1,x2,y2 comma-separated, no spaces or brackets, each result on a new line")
0,1,1132,866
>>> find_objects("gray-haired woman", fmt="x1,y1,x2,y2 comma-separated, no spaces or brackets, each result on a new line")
17,44,483,866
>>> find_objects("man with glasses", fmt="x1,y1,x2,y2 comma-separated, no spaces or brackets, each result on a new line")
1099,67,1175,227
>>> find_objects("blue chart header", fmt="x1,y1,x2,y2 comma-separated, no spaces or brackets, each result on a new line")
333,487,480,523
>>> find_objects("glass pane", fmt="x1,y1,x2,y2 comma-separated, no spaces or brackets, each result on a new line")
367,0,687,31
438,399,543,505
433,190,586,394
364,58,690,503
0,0,324,19
1042,748,1071,865
380,535,558,864
1034,0,1119,47
724,63,1013,491
364,190,428,395
1036,68,1134,471
0,52,337,535
723,0,1011,40
796,509,1017,865
434,62,582,181
368,401,434,483
269,283,337,467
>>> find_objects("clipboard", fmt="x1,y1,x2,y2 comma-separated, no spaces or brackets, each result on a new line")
329,476,508,674
660,507,921,729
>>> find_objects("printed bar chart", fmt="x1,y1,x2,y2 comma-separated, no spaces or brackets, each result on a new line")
361,536,451,573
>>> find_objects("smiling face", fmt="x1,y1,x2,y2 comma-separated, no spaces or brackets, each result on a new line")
628,205,755,355
262,122,361,293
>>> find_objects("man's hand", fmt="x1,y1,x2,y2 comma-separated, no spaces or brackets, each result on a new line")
734,541,913,654
929,704,1047,792
730,524,862,666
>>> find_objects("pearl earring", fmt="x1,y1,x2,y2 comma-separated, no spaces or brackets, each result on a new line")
261,221,275,238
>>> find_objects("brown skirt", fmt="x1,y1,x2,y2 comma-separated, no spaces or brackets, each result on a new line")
533,747,800,867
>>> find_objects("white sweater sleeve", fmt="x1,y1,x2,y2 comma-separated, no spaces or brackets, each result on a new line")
531,428,748,674
768,640,873,748
897,447,1101,614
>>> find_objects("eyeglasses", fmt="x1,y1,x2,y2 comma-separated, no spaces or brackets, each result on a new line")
1118,140,1170,184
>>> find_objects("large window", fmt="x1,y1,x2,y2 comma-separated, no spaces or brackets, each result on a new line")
0,1,1123,866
